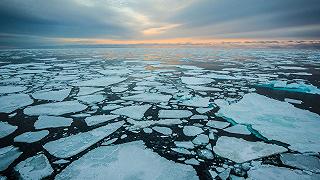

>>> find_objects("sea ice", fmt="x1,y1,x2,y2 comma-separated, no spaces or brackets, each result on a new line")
44,121,124,158
213,136,287,163
158,110,193,119
206,120,230,129
84,115,119,126
260,81,320,94
34,116,73,129
280,153,320,173
174,141,195,149
77,87,104,96
192,134,209,145
14,154,53,180
0,85,27,94
216,93,320,152
55,141,198,180
14,130,49,143
171,148,191,155
24,101,87,116
200,73,239,80
122,93,171,103
0,122,17,138
111,105,151,120
0,146,23,171
179,96,210,107
183,126,204,136
31,88,71,101
77,94,105,104
181,77,214,85
75,76,126,87
152,126,172,135
0,94,33,113
188,85,222,92
224,124,251,135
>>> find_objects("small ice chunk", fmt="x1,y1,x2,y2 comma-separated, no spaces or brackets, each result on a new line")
224,124,251,135
101,138,118,146
152,126,172,135
32,88,71,101
181,77,214,85
183,126,204,136
14,130,49,143
188,85,222,92
206,120,230,129
55,141,198,180
35,116,73,129
84,115,119,126
190,115,208,120
218,168,231,180
0,85,27,94
111,105,151,120
213,136,287,163
24,101,87,116
122,93,171,103
284,98,302,104
14,154,53,180
174,141,195,149
179,96,210,107
44,121,124,158
192,134,209,145
198,149,214,159
184,158,200,165
280,153,320,173
143,128,153,133
0,121,17,138
0,94,33,113
171,148,191,155
0,146,22,171
158,110,192,119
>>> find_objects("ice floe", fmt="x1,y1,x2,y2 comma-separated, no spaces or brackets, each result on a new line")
111,105,151,120
179,96,210,107
192,134,209,145
84,115,119,126
0,146,22,171
152,126,172,135
122,93,171,103
280,153,320,173
55,141,198,180
0,94,33,113
224,124,251,135
44,121,124,158
31,88,71,101
34,116,73,129
158,110,193,119
0,122,17,138
75,76,126,87
216,93,320,152
0,85,27,94
181,77,214,85
183,126,204,136
15,154,53,180
260,81,320,94
206,120,230,129
213,136,287,163
24,101,87,116
77,87,104,96
76,94,105,104
14,130,49,143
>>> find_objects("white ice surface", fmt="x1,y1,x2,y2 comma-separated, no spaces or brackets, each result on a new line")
181,77,214,85
179,96,210,107
75,76,126,87
122,93,171,103
32,88,71,101
0,146,22,171
206,120,230,129
44,121,124,158
0,94,33,113
84,115,119,126
0,122,17,138
158,110,193,119
77,87,104,96
34,116,73,129
76,94,105,104
152,126,172,135
111,105,151,120
55,141,198,180
14,130,49,143
0,85,27,94
280,153,320,173
224,124,251,135
183,126,204,136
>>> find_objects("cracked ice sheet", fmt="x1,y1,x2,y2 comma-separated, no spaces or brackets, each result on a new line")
44,121,124,158
111,105,151,120
55,141,198,180
0,122,17,138
15,154,53,180
75,76,126,87
31,88,71,101
247,165,320,180
0,94,33,113
280,153,320,173
122,93,171,103
216,93,320,153
24,101,87,116
0,146,23,171
213,136,287,163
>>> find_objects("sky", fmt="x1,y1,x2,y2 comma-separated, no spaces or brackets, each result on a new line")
0,0,320,48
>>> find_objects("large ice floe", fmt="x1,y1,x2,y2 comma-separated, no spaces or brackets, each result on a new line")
0,121,17,138
55,141,198,180
0,146,22,171
44,121,124,158
14,154,53,180
122,93,171,103
213,136,287,163
14,130,49,143
24,101,87,116
75,76,126,87
31,88,71,101
259,80,320,95
111,105,151,120
216,93,320,153
0,94,33,113
34,115,73,129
